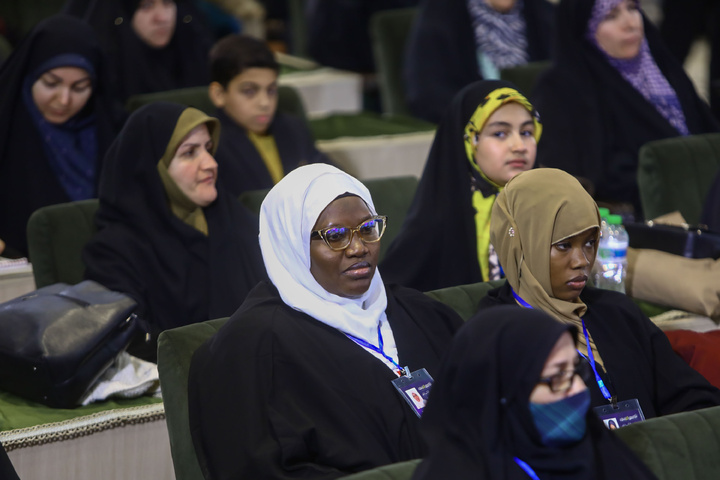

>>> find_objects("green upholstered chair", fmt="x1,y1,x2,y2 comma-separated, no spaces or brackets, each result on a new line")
424,279,505,320
26,199,99,288
500,60,551,97
613,405,720,480
369,8,418,116
637,133,720,223
340,406,720,480
125,85,308,123
157,318,228,480
239,175,419,261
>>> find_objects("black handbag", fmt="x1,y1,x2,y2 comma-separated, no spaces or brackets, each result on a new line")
0,280,138,408
625,222,720,259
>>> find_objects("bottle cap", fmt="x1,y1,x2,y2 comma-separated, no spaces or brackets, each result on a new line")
598,207,610,219
607,214,623,225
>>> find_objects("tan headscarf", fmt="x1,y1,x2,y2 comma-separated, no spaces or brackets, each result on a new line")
491,168,604,366
156,107,220,235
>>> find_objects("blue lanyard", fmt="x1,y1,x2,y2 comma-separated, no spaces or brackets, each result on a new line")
580,320,615,404
346,323,404,376
514,458,541,480
511,288,534,309
512,288,615,405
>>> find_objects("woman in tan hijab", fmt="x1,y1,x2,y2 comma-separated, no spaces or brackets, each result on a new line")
479,168,720,421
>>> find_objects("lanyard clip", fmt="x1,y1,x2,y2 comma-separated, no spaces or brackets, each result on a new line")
401,366,411,377
610,395,618,409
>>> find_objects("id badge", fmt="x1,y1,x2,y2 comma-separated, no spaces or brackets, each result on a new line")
391,368,434,417
593,398,645,429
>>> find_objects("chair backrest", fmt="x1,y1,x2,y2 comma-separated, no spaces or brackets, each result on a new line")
239,175,419,261
26,199,99,288
157,318,228,480
156,279,502,480
125,85,308,121
638,133,720,223
369,8,418,116
499,60,551,97
613,405,720,479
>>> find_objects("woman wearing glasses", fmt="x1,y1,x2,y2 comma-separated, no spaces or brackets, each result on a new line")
188,164,463,479
412,306,656,479
479,168,720,419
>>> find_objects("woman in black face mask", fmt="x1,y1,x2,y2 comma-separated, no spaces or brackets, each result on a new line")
412,305,657,480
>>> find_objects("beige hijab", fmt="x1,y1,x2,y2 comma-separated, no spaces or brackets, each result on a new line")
156,107,221,235
491,168,604,365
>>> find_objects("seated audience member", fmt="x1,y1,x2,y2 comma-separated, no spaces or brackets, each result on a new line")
413,306,656,480
381,80,541,291
83,102,265,362
0,14,123,258
64,0,214,101
189,164,463,478
479,168,720,418
532,0,719,220
208,34,330,196
404,0,554,123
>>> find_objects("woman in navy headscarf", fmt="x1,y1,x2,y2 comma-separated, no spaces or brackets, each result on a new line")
0,14,123,258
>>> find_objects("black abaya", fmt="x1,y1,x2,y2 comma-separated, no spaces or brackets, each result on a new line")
82,102,265,361
413,305,657,480
532,0,719,219
189,281,463,479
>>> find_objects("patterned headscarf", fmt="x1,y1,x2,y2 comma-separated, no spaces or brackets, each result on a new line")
586,0,688,135
463,86,542,281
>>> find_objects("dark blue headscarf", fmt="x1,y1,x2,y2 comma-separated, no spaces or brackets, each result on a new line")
22,53,98,201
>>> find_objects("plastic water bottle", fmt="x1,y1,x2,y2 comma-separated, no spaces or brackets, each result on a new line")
595,214,628,293
592,208,609,288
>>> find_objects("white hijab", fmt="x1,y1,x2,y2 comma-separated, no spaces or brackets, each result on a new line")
259,164,398,365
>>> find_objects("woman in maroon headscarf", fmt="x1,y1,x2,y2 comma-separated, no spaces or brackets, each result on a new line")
532,0,719,220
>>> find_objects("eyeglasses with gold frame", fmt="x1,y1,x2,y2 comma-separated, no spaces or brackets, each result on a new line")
311,215,387,251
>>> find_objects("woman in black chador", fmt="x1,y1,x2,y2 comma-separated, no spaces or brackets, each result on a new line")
83,102,265,361
412,306,657,480
532,0,719,219
0,14,123,258
65,0,214,101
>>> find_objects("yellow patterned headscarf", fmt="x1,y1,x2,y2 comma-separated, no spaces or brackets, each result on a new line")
463,87,542,281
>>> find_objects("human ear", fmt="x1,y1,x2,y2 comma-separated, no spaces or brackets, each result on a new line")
208,82,226,108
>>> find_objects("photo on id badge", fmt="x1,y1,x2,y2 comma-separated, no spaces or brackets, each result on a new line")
594,398,645,429
391,367,434,417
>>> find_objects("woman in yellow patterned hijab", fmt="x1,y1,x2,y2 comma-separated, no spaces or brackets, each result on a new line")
381,80,541,291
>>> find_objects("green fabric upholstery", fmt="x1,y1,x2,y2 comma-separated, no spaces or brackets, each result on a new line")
370,8,418,116
26,199,99,288
500,60,551,97
425,279,506,320
613,405,720,480
239,176,419,261
341,459,420,479
157,318,228,480
309,112,435,141
125,85,308,121
638,133,720,223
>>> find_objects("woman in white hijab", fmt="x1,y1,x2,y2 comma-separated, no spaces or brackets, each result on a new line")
188,164,463,479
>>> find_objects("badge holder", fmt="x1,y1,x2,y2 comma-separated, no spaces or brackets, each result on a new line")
593,398,645,429
392,367,434,417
